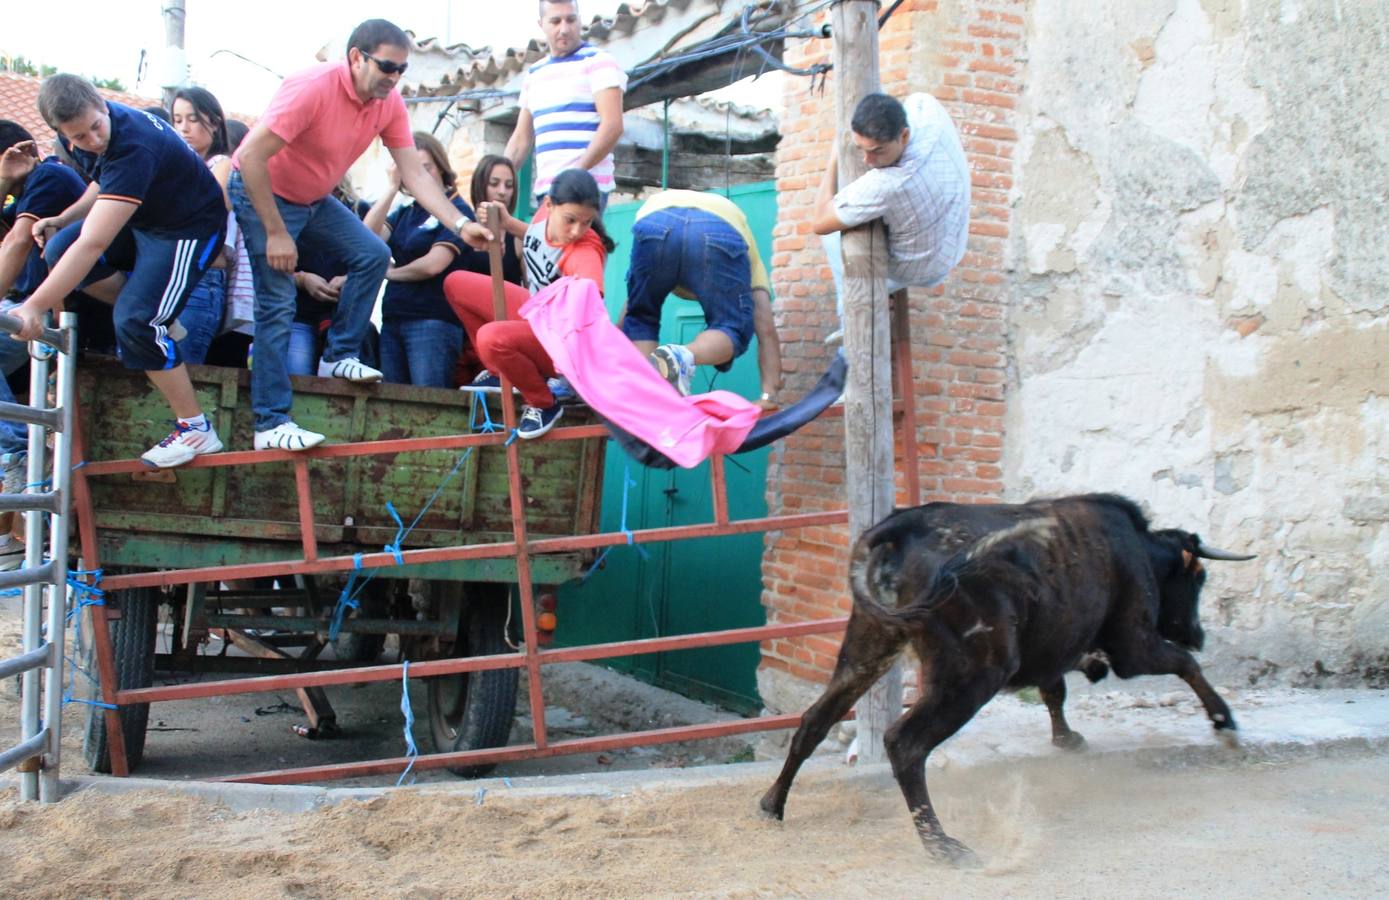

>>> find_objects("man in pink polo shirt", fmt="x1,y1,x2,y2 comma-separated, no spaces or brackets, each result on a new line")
229,18,491,451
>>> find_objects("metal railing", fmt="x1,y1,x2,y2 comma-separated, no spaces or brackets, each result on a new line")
0,312,77,801
67,259,923,785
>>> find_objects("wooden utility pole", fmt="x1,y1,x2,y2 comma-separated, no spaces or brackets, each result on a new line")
160,0,187,109
831,0,902,765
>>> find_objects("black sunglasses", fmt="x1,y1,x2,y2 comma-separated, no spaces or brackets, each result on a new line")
362,52,408,76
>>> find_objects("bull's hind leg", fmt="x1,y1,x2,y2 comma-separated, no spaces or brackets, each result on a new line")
759,610,907,821
886,661,1011,867
1039,678,1086,750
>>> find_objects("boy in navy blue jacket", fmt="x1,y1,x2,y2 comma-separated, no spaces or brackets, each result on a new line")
10,74,228,468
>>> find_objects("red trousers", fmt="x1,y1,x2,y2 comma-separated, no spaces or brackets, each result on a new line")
443,270,556,407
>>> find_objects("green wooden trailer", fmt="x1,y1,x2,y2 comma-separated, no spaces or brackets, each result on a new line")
74,358,606,776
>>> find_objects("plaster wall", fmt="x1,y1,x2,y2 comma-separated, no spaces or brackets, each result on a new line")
1008,0,1389,684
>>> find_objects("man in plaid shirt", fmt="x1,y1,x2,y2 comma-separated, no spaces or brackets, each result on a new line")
814,92,971,342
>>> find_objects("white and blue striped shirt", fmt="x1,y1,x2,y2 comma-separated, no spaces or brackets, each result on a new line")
519,43,627,199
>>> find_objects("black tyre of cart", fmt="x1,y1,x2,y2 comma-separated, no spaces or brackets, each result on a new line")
331,578,390,663
426,582,518,778
82,587,159,773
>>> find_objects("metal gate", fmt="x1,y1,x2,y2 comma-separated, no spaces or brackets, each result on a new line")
0,312,78,800
18,254,922,789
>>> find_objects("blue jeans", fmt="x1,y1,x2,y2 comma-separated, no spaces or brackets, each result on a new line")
179,267,226,365
622,207,754,371
0,300,31,456
229,171,389,431
287,321,321,377
379,317,463,388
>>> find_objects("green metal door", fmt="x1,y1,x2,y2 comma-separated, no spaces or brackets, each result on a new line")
555,183,778,713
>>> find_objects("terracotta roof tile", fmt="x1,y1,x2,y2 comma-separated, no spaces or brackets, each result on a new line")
0,71,153,151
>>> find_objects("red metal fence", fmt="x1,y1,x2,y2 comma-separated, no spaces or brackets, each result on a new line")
73,260,920,785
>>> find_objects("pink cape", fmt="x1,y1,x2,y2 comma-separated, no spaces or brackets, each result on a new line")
520,277,760,468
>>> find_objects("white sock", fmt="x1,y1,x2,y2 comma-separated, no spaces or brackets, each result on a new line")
181,413,208,429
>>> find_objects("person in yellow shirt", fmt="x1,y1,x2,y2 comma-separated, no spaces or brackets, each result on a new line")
621,189,781,408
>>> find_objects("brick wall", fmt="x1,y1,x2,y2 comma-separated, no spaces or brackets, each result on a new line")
758,0,1023,703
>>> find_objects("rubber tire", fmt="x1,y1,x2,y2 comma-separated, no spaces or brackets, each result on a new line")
82,587,158,774
426,583,519,778
331,579,389,663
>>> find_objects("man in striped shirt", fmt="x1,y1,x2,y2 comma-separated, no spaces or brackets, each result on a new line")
506,1,626,205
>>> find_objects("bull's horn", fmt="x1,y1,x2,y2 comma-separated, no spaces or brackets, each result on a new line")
1195,543,1257,562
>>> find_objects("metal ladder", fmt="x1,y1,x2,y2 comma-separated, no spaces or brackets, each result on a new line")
0,312,78,801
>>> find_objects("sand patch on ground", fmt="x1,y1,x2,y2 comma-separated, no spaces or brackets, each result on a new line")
4,750,1387,898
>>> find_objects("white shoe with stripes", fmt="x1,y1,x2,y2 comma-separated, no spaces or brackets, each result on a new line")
254,421,325,452
317,356,382,383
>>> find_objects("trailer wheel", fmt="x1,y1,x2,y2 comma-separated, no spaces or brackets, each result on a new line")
82,587,159,774
426,583,518,778
331,579,389,663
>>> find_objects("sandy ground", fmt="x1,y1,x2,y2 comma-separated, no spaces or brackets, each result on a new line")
6,597,1389,897
2,749,1388,898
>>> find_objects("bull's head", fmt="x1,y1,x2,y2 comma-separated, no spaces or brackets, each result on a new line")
1150,530,1255,651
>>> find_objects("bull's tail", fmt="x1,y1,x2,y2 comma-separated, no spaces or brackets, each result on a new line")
849,512,930,629
850,515,1057,626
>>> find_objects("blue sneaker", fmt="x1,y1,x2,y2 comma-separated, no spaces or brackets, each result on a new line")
517,404,563,440
458,369,519,395
458,369,502,393
547,376,580,405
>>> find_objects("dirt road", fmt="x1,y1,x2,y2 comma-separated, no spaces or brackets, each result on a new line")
3,747,1387,898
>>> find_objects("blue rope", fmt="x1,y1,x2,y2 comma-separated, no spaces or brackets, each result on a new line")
581,462,647,582
62,569,109,708
383,501,406,566
326,448,476,641
397,659,418,787
469,393,500,434
504,428,520,446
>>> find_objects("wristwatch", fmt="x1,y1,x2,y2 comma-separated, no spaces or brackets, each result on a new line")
455,215,468,235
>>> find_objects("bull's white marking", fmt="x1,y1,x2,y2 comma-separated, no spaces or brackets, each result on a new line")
963,620,992,638
967,516,1058,561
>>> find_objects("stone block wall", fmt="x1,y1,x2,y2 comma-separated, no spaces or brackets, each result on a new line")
1008,0,1389,686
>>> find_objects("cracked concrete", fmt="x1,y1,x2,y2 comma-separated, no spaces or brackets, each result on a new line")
1008,0,1389,685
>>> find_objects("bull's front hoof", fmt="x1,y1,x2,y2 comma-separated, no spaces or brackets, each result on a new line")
758,792,786,821
925,835,981,869
1052,730,1087,752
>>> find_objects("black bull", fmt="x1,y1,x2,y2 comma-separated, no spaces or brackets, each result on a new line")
759,493,1255,865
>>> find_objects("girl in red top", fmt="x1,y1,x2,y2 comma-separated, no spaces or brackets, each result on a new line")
444,168,614,438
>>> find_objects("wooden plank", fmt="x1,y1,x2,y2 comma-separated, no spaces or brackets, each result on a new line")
225,630,337,737
832,0,901,766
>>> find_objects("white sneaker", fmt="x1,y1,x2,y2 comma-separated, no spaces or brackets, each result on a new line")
1,451,27,495
0,536,25,572
141,420,224,468
649,344,695,397
317,357,382,383
254,421,325,452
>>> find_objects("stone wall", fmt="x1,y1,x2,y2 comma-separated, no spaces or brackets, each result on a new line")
1009,0,1389,685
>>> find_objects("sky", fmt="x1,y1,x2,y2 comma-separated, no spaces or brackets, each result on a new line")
3,0,629,115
